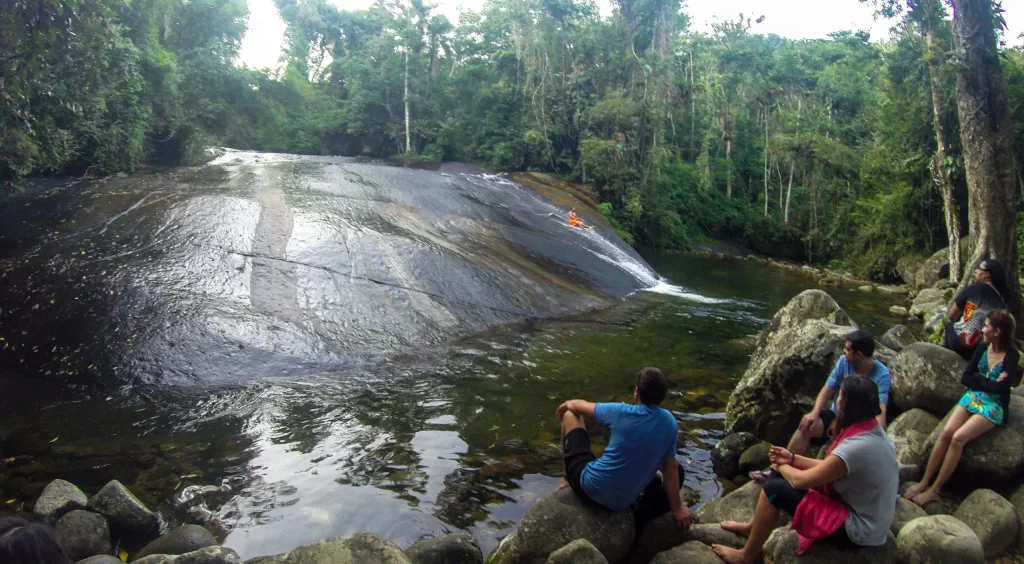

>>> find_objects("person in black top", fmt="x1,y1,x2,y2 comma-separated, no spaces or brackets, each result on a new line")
0,518,74,564
906,310,1021,506
944,259,1009,359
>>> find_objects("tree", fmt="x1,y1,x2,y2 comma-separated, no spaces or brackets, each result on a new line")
951,0,1020,316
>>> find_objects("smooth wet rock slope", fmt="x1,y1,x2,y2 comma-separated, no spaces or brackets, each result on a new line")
0,152,655,387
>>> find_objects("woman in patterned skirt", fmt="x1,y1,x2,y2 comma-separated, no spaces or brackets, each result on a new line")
904,310,1021,506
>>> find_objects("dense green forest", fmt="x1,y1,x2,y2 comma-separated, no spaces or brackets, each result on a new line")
2,0,1023,282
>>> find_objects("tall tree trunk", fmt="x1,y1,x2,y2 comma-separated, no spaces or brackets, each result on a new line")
952,0,1020,317
690,50,696,160
404,49,411,154
725,134,732,200
785,161,795,225
922,0,962,284
763,106,769,216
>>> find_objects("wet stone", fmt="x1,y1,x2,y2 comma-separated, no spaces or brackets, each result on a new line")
34,478,88,523
404,533,481,564
86,480,159,535
54,510,111,561
134,525,218,560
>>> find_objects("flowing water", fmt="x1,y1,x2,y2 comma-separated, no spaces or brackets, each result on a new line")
0,153,905,559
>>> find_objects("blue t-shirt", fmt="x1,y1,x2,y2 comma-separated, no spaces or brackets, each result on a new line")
825,357,891,412
579,403,679,511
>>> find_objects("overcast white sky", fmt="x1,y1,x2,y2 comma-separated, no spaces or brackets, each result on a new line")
239,0,1024,70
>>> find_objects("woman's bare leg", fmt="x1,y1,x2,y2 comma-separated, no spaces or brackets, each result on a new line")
905,406,970,500
913,413,995,506
712,491,779,564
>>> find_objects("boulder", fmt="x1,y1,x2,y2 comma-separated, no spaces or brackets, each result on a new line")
898,464,922,485
880,325,919,353
684,524,745,549
54,510,110,561
899,248,952,290
79,557,125,564
909,289,946,320
406,533,481,564
919,396,1024,490
877,285,910,296
711,433,759,480
951,489,1018,558
737,443,771,475
886,409,940,466
131,546,242,564
134,525,219,560
87,480,159,535
892,498,927,536
626,488,701,563
888,343,966,415
2,426,54,456
754,290,855,352
34,478,88,524
546,539,607,564
694,481,789,527
242,557,287,564
649,542,720,564
889,306,909,316
899,482,952,515
895,515,984,564
280,533,409,564
763,528,895,564
859,285,875,293
726,319,853,444
487,488,634,564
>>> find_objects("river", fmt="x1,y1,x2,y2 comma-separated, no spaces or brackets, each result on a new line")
0,154,905,559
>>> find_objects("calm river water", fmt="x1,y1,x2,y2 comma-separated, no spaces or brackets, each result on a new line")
0,250,905,559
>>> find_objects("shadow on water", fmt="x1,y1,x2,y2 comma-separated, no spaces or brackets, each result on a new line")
0,152,909,559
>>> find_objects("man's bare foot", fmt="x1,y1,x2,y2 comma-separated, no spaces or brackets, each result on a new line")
719,521,752,537
557,478,570,491
912,490,941,507
902,482,927,500
711,544,753,564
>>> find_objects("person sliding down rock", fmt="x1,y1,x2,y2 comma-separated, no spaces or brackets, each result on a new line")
567,208,593,230
555,367,693,530
750,330,890,484
712,376,899,564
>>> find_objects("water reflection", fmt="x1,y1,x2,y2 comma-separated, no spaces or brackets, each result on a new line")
0,254,906,559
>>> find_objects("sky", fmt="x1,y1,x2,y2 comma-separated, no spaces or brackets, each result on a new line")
238,0,1024,70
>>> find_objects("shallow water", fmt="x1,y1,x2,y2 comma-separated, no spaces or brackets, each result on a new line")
0,249,904,559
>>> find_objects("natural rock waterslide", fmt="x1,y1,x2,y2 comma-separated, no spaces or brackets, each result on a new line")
0,151,659,387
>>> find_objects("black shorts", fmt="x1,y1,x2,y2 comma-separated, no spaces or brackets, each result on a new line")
763,472,855,548
563,428,598,503
810,410,837,446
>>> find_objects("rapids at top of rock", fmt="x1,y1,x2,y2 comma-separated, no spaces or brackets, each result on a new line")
0,152,658,387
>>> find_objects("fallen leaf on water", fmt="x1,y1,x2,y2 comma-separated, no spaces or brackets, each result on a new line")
488,444,495,449
49,437,59,443
5,500,14,505
119,550,128,562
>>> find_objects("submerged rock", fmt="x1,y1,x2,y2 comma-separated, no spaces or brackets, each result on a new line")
86,480,159,535
2,426,54,456
34,478,88,524
487,488,634,564
79,557,124,564
546,539,607,564
952,489,1018,558
134,525,219,560
54,510,110,561
895,515,984,564
889,343,966,416
405,533,481,564
737,443,771,475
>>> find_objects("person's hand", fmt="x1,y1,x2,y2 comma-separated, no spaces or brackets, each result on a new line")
672,506,694,530
555,402,570,421
770,446,794,467
798,412,819,432
997,373,1009,383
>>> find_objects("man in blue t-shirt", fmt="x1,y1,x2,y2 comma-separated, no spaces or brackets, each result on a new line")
556,367,693,530
789,329,890,454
